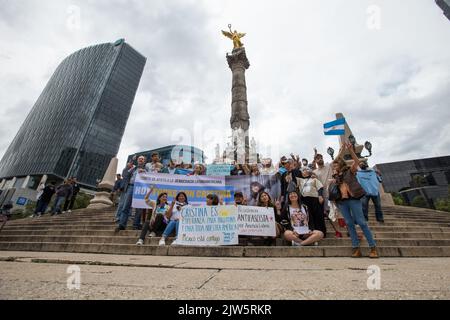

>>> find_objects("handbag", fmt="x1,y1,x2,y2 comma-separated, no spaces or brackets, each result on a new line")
328,182,342,201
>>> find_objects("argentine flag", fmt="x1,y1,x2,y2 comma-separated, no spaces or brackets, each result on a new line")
323,118,346,136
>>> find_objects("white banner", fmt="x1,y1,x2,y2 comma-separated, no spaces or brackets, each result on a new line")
237,206,276,237
178,205,239,246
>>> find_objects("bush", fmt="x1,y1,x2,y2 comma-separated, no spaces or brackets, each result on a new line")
73,192,94,210
411,195,428,208
435,198,450,213
391,193,405,206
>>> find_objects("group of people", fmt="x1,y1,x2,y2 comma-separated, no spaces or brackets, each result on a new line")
113,144,385,258
31,177,81,217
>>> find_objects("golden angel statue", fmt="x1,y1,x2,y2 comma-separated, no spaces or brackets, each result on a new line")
222,24,246,49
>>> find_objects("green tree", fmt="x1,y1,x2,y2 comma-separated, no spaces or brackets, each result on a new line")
391,192,405,206
435,198,450,213
411,195,428,208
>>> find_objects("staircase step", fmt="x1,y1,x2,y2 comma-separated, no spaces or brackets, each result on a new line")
0,241,449,257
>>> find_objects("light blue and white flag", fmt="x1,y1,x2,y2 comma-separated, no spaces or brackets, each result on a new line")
323,118,346,136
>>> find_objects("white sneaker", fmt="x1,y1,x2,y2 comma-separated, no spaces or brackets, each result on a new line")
67,210,72,213
171,239,179,246
314,242,319,246
149,232,156,237
136,239,144,246
158,238,166,246
292,240,301,247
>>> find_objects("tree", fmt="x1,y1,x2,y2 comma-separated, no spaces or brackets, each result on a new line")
391,192,405,206
411,195,428,208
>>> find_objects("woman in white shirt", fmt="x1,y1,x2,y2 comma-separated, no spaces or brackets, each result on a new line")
159,192,189,246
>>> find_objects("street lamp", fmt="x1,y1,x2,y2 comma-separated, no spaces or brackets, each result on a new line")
361,141,373,158
327,147,335,160
348,135,356,147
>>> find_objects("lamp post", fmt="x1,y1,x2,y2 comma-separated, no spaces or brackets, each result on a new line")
327,147,335,160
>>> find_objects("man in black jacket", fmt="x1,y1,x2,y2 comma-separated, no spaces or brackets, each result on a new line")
33,182,56,217
64,177,80,213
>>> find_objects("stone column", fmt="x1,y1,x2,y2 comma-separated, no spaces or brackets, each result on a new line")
227,47,250,164
88,157,118,209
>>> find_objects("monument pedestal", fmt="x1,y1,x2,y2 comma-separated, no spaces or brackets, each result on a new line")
88,157,118,209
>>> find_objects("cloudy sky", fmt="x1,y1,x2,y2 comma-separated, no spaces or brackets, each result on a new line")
1,0,449,171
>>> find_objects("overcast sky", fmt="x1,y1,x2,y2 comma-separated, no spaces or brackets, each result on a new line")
1,0,450,172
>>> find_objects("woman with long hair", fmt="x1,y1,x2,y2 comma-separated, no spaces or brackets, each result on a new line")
159,192,189,246
281,191,324,246
257,191,283,242
331,143,378,258
296,167,327,236
136,192,170,245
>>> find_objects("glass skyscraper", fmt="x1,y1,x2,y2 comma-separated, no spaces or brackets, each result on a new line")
0,39,146,188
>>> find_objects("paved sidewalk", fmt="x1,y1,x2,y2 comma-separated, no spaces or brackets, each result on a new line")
0,251,449,300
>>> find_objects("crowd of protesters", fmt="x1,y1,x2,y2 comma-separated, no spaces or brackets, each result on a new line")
113,144,384,258
30,177,80,217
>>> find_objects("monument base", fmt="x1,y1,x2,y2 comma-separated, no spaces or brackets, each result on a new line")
87,191,113,209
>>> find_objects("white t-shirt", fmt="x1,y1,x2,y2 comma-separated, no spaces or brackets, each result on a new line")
289,206,310,235
171,202,188,221
297,177,323,198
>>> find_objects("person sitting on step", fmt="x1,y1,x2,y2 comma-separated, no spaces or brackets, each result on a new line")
159,192,189,246
281,191,324,246
136,193,170,246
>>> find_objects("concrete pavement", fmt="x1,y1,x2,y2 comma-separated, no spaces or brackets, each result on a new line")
0,251,449,300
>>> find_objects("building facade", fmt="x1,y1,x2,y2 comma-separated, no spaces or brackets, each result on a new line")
436,0,450,21
127,145,204,168
376,156,450,208
0,39,146,207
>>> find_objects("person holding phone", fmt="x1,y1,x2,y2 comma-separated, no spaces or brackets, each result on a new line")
158,192,189,246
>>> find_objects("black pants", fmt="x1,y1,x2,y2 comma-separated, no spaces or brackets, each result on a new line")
139,214,167,240
63,194,78,211
302,196,327,236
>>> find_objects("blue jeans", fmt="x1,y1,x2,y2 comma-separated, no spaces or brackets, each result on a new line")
162,220,179,238
118,186,134,229
337,199,376,248
52,196,66,214
35,199,49,215
361,195,384,221
134,209,144,229
115,192,126,221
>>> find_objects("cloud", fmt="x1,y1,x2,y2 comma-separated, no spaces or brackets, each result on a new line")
0,0,449,173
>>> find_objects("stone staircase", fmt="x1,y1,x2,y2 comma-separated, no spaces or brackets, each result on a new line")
0,205,449,257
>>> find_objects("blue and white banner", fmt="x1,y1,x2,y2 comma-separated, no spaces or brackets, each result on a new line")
206,164,232,176
133,173,282,209
323,118,346,136
132,173,233,207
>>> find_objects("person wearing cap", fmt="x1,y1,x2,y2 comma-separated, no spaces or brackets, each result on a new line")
233,192,246,205
296,166,327,236
280,158,301,203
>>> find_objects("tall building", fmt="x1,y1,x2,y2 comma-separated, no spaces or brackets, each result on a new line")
127,145,205,167
436,0,450,21
0,39,146,196
376,156,450,208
